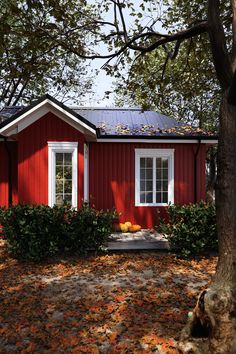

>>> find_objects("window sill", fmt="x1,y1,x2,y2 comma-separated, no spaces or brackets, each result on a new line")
135,203,169,207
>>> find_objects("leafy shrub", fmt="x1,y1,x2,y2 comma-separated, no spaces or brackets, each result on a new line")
0,203,116,261
66,203,116,252
157,202,217,257
0,204,68,261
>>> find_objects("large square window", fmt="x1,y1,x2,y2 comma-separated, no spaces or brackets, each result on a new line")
135,149,174,206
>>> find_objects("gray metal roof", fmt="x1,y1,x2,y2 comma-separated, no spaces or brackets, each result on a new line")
0,106,24,122
73,107,186,136
0,100,216,138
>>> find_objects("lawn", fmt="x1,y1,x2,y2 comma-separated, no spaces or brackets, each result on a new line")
0,240,217,353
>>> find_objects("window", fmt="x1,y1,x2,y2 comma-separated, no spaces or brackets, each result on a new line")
48,142,78,208
135,149,174,206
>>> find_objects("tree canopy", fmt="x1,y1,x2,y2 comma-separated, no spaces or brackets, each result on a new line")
0,0,97,107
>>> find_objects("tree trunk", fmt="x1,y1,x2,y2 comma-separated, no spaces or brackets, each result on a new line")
206,148,217,204
178,93,236,353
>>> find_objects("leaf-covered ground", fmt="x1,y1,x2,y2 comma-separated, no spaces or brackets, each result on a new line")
0,241,217,353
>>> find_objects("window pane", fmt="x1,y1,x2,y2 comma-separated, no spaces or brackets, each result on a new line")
140,169,145,179
140,158,145,168
146,158,153,168
64,180,72,194
140,192,145,203
140,180,145,191
156,192,162,203
64,153,72,165
64,166,72,179
146,169,153,179
56,179,63,193
163,192,168,203
146,192,153,203
56,166,63,178
163,169,168,179
156,168,162,180
156,180,162,192
56,153,63,165
64,194,72,204
156,158,162,168
146,180,153,191
163,180,168,191
162,158,168,168
56,194,63,206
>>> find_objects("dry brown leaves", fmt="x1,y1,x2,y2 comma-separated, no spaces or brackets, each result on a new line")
0,240,217,353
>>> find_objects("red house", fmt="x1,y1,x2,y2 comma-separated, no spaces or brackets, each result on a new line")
0,95,217,228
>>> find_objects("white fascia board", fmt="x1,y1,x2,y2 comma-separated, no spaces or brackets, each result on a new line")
97,138,218,144
0,99,48,135
201,139,218,144
0,98,96,137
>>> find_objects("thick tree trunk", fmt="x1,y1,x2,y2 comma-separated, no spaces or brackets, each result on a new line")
178,94,236,353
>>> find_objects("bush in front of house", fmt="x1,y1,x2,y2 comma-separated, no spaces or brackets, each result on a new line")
157,202,217,257
65,203,116,252
0,203,116,261
0,204,68,261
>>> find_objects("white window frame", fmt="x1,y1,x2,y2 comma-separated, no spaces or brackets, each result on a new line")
135,148,174,206
48,142,78,208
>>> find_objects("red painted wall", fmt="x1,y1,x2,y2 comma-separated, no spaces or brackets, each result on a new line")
1,113,207,230
89,142,206,228
17,112,85,207
0,141,18,207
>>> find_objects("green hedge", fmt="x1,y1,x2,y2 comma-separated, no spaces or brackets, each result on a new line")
0,204,116,261
157,202,217,257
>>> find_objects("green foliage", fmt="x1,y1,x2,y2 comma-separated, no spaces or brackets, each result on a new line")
0,0,96,107
0,204,116,261
64,203,116,253
114,41,220,132
157,202,217,257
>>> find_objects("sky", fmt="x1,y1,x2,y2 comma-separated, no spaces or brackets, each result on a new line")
85,60,115,107
84,0,164,107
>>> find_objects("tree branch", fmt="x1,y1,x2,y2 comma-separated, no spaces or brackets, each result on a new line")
116,0,129,42
207,0,233,90
59,21,208,65
133,22,208,53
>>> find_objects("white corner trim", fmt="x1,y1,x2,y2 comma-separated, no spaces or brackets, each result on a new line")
135,148,174,207
48,141,78,208
84,143,89,202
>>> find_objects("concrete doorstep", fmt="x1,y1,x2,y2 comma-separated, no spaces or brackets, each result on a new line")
107,230,169,251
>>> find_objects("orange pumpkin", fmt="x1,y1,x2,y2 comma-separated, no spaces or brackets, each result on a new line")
125,221,132,228
129,224,141,232
120,223,129,233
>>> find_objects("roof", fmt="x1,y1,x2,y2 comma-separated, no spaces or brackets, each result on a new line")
0,94,217,140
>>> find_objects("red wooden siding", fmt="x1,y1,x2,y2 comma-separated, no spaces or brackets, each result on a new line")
0,141,18,207
17,112,85,207
89,142,206,228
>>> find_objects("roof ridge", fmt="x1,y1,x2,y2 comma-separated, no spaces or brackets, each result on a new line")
71,106,142,111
